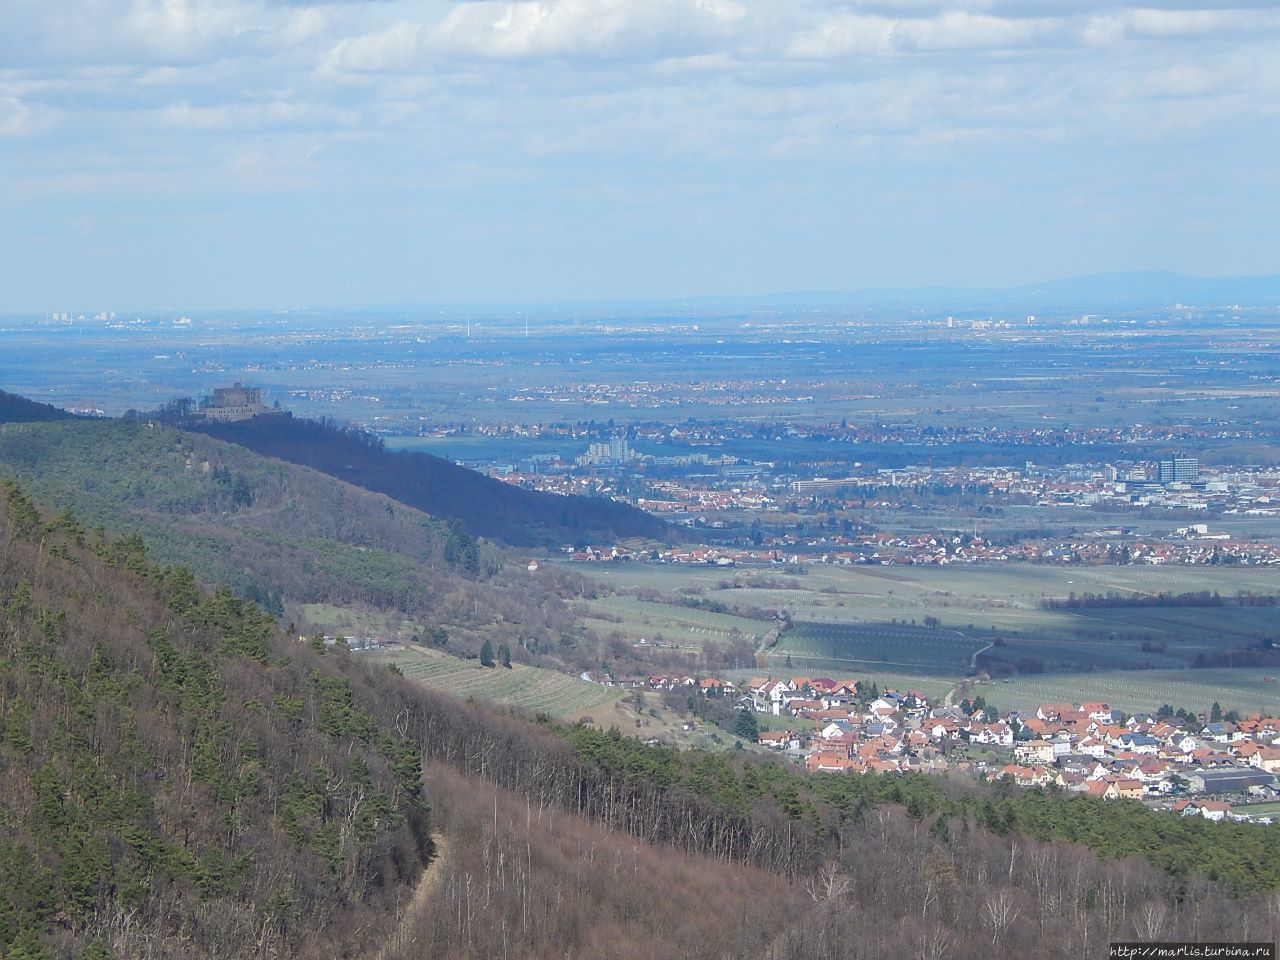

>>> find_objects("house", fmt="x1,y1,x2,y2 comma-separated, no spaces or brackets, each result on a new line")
1020,718,1060,738
1256,747,1280,774
1107,777,1145,799
1036,703,1075,721
1077,779,1118,799
786,698,824,716
699,677,736,695
757,731,799,751
1014,740,1055,765
758,679,795,715
1200,722,1235,743
807,751,855,773
968,722,1014,747
925,718,960,740
1000,764,1053,787
818,720,857,742
1076,736,1107,759
1117,733,1160,755
1182,799,1232,821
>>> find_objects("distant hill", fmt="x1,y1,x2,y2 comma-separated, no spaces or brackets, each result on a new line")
0,388,75,423
189,413,671,548
0,418,590,661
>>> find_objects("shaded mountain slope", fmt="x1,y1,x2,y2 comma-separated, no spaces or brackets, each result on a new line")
0,419,584,658
0,481,432,959
190,414,670,547
0,389,75,424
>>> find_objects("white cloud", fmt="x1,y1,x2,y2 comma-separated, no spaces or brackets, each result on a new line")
0,96,58,137
158,99,329,130
788,10,1058,57
5,1,1280,213
328,0,749,71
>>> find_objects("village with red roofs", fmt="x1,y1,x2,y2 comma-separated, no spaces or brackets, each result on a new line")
595,672,1280,822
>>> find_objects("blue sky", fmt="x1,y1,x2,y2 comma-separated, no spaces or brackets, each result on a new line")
2,0,1277,311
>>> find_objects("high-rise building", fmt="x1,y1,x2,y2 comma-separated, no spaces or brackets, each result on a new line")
581,436,635,465
1157,457,1199,484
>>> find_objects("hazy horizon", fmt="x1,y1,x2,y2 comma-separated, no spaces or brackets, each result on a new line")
3,0,1278,312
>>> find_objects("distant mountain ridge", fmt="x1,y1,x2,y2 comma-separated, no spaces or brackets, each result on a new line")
188,413,670,548
0,388,669,549
0,388,76,422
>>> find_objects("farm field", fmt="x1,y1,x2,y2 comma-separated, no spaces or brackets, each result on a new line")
575,561,1279,672
974,668,1280,717
575,595,768,649
1234,802,1280,819
374,645,624,720
772,621,987,676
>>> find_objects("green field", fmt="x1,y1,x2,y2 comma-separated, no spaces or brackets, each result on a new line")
295,602,423,641
772,621,988,676
574,562,1279,674
375,646,624,719
1234,802,1280,820
576,595,768,649
975,668,1280,717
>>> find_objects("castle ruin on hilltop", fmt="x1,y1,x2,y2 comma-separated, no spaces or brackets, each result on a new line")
199,383,265,422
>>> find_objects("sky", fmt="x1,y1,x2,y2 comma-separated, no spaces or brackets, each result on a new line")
1,0,1278,312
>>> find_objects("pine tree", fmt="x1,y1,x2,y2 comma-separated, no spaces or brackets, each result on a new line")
480,639,495,667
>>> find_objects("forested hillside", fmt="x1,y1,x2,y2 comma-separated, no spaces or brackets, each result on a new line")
0,390,74,424
190,414,670,547
0,419,585,659
0,481,431,959
4,481,1280,959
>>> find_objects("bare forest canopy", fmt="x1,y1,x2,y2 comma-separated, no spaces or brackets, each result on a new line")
186,413,671,548
4,483,1280,959
0,480,432,959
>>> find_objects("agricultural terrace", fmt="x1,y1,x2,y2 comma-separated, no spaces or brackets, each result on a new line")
772,621,987,676
376,645,624,719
